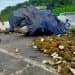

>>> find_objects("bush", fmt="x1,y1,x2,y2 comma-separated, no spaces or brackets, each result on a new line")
1,4,75,21
53,4,75,15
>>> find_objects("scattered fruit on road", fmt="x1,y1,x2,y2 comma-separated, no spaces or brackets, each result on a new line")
33,33,75,75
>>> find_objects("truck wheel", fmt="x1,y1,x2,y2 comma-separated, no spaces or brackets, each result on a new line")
24,32,30,36
44,28,53,35
34,28,44,35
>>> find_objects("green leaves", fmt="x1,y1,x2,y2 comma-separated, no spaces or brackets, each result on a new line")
53,4,75,15
1,0,75,21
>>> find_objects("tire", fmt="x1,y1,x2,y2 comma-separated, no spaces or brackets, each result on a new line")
44,28,53,35
35,28,53,35
34,28,44,35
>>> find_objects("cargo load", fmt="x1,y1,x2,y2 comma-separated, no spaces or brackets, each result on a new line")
7,6,68,35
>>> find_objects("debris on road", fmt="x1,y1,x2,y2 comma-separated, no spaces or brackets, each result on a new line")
33,33,75,75
68,66,75,75
42,59,55,65
15,48,20,53
32,45,37,49
15,70,23,75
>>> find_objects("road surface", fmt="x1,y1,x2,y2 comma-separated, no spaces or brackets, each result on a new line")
0,33,58,75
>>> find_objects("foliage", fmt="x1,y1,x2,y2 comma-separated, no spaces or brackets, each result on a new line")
53,4,75,15
0,0,75,20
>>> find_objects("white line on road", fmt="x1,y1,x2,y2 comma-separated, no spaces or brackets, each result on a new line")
0,48,58,75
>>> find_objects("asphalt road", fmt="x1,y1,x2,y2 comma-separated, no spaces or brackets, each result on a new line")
0,33,58,75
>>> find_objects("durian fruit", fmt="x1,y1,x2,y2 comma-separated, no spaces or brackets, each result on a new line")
60,62,72,75
33,33,75,75
47,37,53,41
50,41,58,48
69,63,75,68
48,48,58,54
43,48,57,54
58,50,64,56
34,40,42,49
63,41,72,45
63,51,73,61
60,68,72,75
71,42,75,46
60,61,68,69
70,47,75,54
63,47,70,52
55,36,65,41
43,49,51,54
41,41,51,49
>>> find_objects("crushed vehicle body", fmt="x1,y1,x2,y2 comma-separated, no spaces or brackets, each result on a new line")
7,6,68,35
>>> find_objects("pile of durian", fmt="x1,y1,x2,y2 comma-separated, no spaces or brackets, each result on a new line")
33,33,75,75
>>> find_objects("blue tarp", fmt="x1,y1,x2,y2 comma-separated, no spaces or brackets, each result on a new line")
8,6,68,35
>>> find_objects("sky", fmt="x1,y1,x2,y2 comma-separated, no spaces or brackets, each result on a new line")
0,0,28,11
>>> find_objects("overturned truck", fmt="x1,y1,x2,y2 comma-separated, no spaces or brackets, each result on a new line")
7,6,68,35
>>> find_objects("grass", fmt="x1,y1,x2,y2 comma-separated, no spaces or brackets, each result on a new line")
1,13,9,21
53,4,75,15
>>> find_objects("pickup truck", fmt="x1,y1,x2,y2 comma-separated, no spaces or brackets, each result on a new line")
58,12,75,31
6,6,68,35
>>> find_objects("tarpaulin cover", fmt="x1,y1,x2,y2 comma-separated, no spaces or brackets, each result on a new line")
8,6,68,34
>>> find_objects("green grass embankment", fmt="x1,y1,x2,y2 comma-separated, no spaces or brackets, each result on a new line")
1,4,75,21
53,4,75,15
